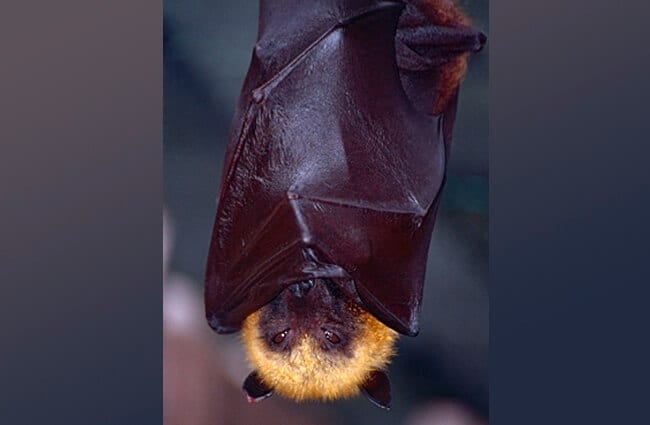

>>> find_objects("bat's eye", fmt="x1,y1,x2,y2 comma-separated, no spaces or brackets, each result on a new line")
271,329,290,345
323,329,341,345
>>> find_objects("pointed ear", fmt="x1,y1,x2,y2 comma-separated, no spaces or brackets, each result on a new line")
242,371,274,403
360,370,392,410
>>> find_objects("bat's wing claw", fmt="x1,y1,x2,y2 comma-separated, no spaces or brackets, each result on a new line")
396,0,487,114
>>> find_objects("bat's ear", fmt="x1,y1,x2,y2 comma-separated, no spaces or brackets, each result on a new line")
242,371,274,403
360,370,392,410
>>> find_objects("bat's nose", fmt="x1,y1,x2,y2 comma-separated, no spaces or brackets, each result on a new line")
288,279,314,298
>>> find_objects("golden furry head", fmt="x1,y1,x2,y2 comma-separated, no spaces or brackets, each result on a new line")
240,280,398,402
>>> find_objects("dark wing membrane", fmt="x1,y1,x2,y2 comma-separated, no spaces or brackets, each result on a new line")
206,0,482,335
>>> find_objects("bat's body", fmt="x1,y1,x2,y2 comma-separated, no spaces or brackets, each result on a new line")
205,0,485,409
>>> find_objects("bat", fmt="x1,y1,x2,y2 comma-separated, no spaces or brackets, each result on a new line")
204,0,486,409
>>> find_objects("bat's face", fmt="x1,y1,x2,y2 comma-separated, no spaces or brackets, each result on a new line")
256,278,361,355
240,278,398,406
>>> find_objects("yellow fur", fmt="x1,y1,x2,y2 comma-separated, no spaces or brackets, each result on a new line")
240,307,398,401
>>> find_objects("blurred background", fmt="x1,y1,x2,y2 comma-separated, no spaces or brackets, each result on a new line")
163,1,488,424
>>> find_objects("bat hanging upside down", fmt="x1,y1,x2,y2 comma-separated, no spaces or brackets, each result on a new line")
204,0,486,410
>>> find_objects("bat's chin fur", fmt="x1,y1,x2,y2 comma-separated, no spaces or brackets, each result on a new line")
240,308,398,401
